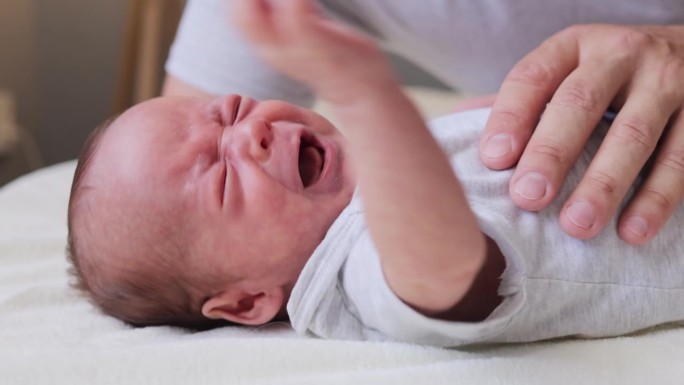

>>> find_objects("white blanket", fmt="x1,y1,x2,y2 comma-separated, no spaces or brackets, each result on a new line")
2,160,684,385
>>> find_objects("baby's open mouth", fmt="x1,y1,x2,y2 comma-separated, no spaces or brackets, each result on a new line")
298,134,325,188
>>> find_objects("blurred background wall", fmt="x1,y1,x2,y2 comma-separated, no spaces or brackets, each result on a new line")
0,0,127,185
0,0,447,186
0,0,127,163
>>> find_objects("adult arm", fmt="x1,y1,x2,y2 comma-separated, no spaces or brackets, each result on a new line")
481,24,684,245
232,0,498,317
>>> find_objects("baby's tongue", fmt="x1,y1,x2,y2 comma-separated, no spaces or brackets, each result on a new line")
298,145,322,187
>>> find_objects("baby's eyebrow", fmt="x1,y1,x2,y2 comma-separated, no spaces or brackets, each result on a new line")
207,103,225,126
186,151,213,182
184,134,225,192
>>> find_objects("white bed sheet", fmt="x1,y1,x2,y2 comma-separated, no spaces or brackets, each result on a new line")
2,143,684,384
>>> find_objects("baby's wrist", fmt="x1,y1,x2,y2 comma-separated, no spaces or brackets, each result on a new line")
315,68,400,107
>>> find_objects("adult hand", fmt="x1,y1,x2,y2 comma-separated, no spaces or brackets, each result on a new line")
480,24,684,245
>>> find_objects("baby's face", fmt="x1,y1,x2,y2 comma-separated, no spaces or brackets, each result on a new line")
89,95,355,293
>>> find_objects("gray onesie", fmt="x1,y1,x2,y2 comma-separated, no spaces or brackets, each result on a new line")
287,109,684,347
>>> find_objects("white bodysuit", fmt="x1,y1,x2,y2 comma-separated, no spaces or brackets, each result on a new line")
167,0,684,104
287,109,684,347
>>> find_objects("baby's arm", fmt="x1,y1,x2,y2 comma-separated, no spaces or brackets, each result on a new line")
233,0,499,318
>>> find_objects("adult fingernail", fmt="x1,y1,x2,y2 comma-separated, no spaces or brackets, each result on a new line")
625,216,649,238
513,172,548,200
566,201,596,229
483,134,513,159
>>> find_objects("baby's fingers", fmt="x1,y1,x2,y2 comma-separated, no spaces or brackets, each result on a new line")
280,0,322,35
232,0,320,45
231,0,278,45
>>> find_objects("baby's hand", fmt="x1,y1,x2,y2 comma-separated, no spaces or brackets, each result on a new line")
235,1,489,319
232,0,395,104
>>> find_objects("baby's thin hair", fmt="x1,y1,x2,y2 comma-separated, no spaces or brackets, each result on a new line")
66,116,228,330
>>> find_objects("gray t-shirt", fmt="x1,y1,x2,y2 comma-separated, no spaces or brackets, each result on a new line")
287,109,684,347
167,0,684,103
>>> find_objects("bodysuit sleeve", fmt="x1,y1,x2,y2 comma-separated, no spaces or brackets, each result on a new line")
340,219,527,347
165,0,315,106
286,188,527,347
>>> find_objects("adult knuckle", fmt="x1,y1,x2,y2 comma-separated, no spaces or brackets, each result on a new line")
612,28,652,53
609,116,658,153
528,142,567,165
641,187,674,212
489,108,526,130
666,55,684,78
506,61,553,88
585,170,620,196
656,150,684,175
643,29,681,56
658,56,684,97
552,82,600,113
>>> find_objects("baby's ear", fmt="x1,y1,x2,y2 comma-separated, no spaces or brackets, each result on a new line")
201,289,284,326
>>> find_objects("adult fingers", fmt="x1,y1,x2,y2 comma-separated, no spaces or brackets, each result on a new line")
558,79,681,239
509,52,631,212
617,108,684,245
557,30,684,240
480,28,579,171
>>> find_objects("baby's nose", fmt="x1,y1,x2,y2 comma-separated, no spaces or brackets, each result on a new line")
240,118,274,162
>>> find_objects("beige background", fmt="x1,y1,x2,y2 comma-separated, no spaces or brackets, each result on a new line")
0,1,127,171
0,0,452,186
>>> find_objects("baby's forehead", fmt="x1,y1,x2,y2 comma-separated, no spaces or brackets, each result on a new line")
87,97,218,231
110,98,196,141
96,99,204,175
86,114,191,219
